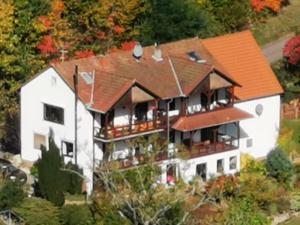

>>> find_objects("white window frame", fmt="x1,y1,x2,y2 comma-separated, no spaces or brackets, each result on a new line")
61,140,74,158
229,156,237,170
217,158,224,174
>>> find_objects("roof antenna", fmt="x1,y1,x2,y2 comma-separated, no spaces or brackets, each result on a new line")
152,42,163,62
132,42,143,62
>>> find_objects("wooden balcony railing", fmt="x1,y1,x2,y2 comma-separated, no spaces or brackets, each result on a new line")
96,137,238,171
98,151,169,170
180,137,238,159
94,115,167,140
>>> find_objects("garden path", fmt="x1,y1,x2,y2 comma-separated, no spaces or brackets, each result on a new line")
262,32,295,64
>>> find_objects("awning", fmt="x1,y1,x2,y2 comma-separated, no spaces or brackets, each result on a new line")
172,107,253,132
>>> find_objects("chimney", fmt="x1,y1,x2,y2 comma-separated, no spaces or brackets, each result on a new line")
152,43,163,62
132,42,143,62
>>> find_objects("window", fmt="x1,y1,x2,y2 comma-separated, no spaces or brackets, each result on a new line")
229,156,237,170
169,130,175,143
217,159,224,173
44,104,64,124
34,133,46,150
62,141,73,157
135,102,148,121
196,163,207,181
169,99,176,111
246,138,253,148
167,164,176,184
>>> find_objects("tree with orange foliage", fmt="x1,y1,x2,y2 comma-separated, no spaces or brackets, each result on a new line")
36,0,77,59
251,0,284,13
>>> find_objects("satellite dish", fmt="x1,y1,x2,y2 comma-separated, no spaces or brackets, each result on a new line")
133,43,143,61
255,104,263,116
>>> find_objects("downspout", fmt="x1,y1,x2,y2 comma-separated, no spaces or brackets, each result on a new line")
73,65,78,165
166,99,173,147
92,112,95,172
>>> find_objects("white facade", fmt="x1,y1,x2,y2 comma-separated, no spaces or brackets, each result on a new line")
21,68,94,193
236,95,281,158
21,68,281,194
160,149,240,184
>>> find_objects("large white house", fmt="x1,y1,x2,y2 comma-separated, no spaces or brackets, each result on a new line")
21,31,283,193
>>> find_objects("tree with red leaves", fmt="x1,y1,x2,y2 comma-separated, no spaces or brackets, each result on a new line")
74,50,95,59
283,35,300,66
37,35,58,55
251,0,283,13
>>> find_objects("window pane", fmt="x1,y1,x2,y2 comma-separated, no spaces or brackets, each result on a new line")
44,104,64,124
34,134,46,150
62,141,73,157
217,159,224,173
196,163,207,181
230,156,237,170
169,100,176,111
246,138,253,148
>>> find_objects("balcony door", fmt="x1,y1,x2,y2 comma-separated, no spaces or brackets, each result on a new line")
135,102,148,122
200,93,208,110
201,127,215,143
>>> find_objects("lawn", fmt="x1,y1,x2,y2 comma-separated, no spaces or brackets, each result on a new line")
252,0,300,45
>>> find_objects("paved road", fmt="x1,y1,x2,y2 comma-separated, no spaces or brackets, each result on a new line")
262,33,295,64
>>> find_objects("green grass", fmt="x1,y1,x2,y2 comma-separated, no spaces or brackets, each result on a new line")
281,216,300,225
278,119,300,157
252,0,300,45
64,193,86,202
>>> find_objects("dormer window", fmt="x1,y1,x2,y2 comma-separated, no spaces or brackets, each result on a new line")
187,51,207,63
187,51,200,62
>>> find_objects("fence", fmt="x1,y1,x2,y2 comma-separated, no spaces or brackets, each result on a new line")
281,99,300,120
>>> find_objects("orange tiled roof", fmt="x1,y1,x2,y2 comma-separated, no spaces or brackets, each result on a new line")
51,30,283,113
202,30,283,101
172,107,253,132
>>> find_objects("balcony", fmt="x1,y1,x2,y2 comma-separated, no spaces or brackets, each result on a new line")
179,136,239,160
94,114,166,141
97,151,169,170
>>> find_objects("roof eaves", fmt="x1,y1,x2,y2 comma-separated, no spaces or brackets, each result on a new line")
212,67,242,87
168,57,185,97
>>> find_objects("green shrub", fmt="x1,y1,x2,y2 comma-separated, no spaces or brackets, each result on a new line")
223,197,270,225
206,175,240,200
14,197,60,225
63,163,83,195
290,191,300,211
239,173,289,215
0,181,25,210
35,137,65,206
60,204,94,225
159,202,185,225
241,154,267,175
35,135,84,205
277,197,291,214
266,147,294,186
100,211,131,225
111,164,160,192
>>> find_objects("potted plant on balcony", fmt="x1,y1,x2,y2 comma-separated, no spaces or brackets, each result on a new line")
176,145,190,160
